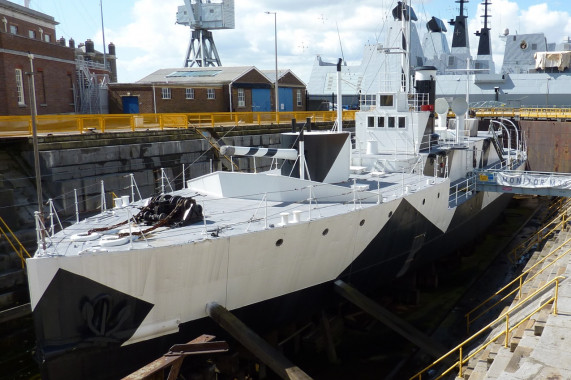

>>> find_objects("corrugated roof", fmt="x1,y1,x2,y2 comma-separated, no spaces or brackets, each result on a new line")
137,66,258,85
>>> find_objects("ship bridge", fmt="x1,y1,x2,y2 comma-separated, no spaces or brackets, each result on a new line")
476,169,571,197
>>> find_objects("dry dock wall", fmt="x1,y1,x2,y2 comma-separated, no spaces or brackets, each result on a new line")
520,120,571,173
0,120,349,270
30,130,283,218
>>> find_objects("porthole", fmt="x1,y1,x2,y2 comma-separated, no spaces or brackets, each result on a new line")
359,219,365,226
276,239,283,247
388,211,393,218
322,228,329,236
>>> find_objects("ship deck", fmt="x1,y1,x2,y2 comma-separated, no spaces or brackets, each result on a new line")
36,169,447,258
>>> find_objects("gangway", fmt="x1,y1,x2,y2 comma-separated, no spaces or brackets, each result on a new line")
476,169,571,197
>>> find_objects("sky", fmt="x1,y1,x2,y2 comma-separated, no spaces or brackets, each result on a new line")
22,0,571,84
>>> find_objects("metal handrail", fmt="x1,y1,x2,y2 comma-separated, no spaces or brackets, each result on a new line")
410,276,565,380
0,217,32,268
466,233,571,333
508,206,570,264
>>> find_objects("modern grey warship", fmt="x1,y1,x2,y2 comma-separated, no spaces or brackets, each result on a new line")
308,0,571,108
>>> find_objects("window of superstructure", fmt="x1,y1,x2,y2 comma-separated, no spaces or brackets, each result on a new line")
15,69,25,105
296,90,302,106
367,116,375,128
380,95,393,107
237,88,245,107
377,116,385,128
448,56,455,67
531,43,537,50
161,88,171,99
388,117,395,128
28,30,36,39
207,88,215,100
398,116,406,129
9,25,17,35
185,88,194,99
360,94,376,108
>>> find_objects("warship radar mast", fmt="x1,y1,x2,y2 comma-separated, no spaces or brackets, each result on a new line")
176,0,235,67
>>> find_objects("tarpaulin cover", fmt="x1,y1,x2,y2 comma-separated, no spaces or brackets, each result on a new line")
535,51,571,72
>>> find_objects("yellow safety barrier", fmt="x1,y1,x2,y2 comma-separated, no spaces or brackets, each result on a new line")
474,107,571,119
466,237,571,333
0,111,357,138
0,217,32,268
410,276,565,380
508,200,571,264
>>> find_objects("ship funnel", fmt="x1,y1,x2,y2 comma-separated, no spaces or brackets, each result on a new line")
414,66,437,106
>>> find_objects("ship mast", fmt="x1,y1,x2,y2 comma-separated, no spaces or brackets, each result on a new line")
399,0,411,93
475,0,495,72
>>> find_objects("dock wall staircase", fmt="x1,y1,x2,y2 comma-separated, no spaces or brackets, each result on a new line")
411,198,571,380
458,225,570,380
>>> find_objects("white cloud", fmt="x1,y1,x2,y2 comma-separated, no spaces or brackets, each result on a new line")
100,0,570,82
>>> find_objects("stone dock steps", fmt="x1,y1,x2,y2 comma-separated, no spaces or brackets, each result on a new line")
459,221,571,380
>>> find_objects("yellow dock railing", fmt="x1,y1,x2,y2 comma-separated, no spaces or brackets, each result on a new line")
465,239,571,333
474,107,571,119
0,217,31,268
507,199,571,264
410,275,565,380
0,111,356,138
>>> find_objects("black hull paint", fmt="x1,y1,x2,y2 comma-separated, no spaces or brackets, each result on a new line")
36,193,513,379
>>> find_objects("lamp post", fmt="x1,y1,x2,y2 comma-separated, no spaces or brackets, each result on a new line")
27,53,45,250
265,11,279,114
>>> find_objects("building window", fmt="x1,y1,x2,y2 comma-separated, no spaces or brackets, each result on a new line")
28,30,36,39
15,69,25,105
9,25,17,35
161,88,171,99
207,88,215,100
237,88,245,107
185,88,194,99
44,34,51,43
296,90,302,106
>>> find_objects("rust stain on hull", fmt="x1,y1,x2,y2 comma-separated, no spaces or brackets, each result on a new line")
520,120,571,173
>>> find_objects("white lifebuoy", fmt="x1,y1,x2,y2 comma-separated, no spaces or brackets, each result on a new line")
70,232,100,242
100,235,130,247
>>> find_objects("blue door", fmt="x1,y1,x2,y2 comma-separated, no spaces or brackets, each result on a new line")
252,88,271,112
278,87,293,111
122,96,139,114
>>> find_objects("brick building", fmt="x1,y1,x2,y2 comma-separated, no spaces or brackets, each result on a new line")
0,0,76,115
108,66,307,114
261,69,307,112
